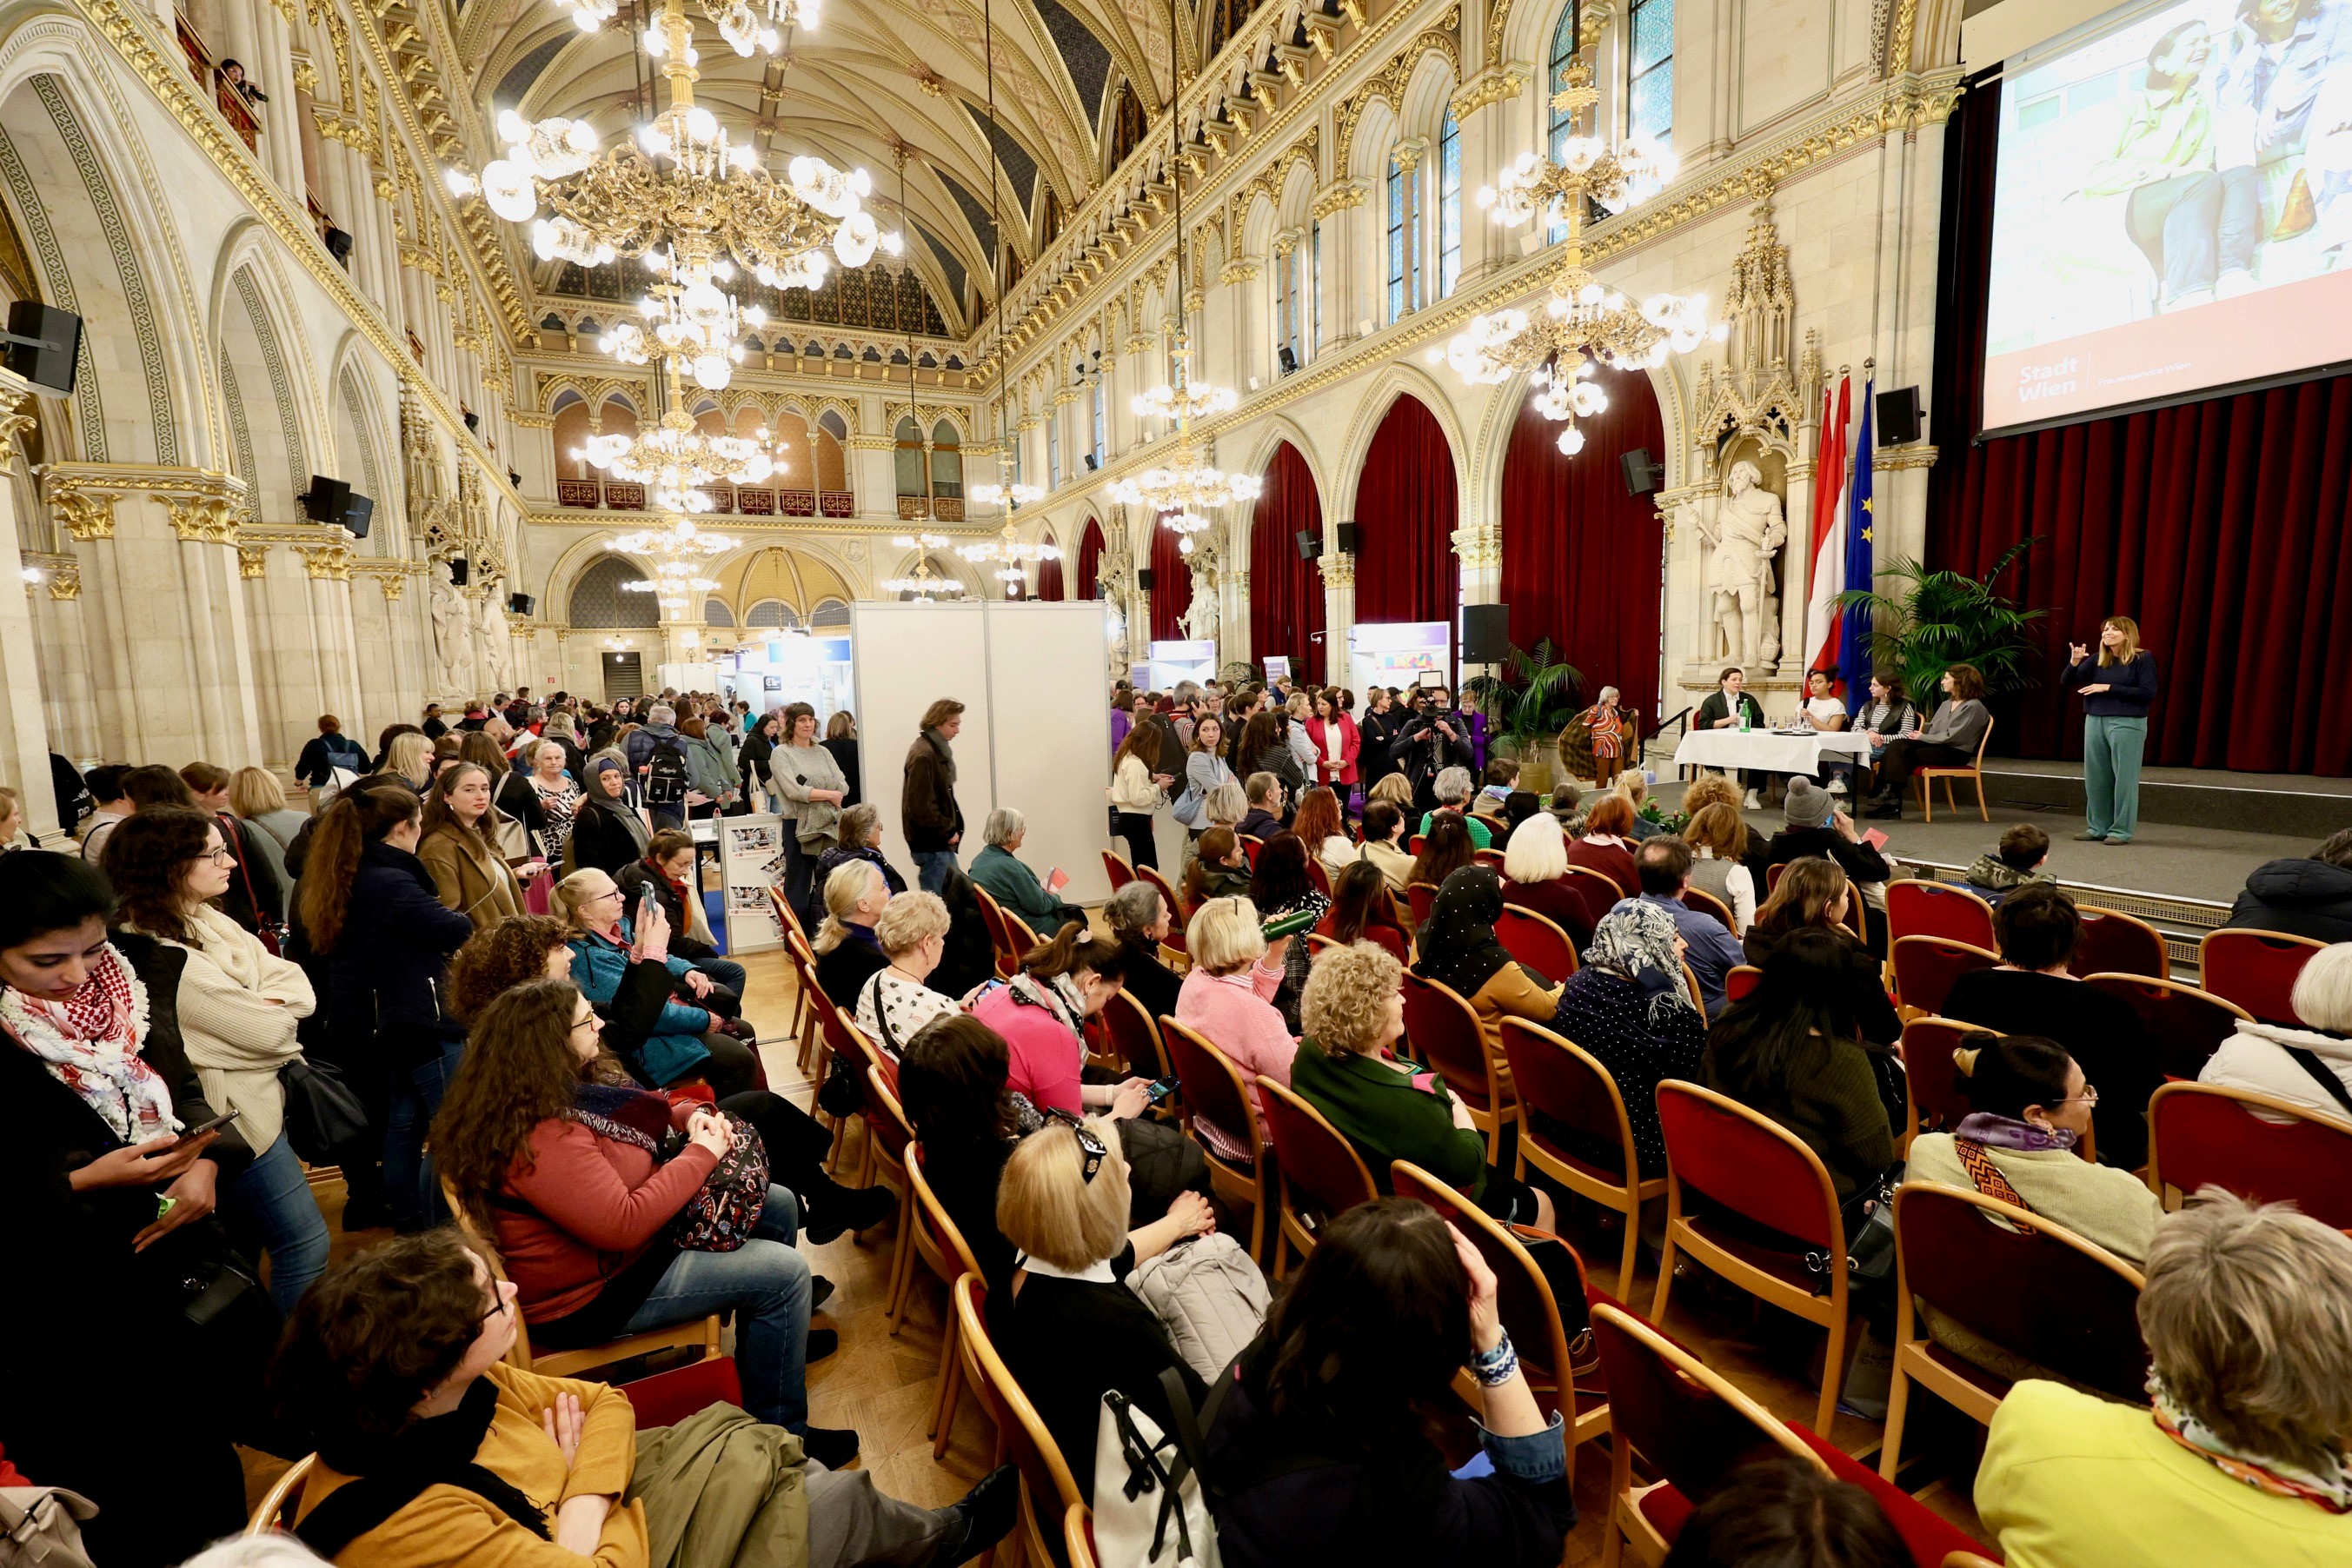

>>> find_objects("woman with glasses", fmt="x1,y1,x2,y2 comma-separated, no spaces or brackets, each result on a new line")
551,867,758,1096
102,807,328,1312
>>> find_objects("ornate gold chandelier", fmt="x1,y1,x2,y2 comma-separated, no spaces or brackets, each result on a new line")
883,534,967,600
957,515,1060,573
1442,53,1722,455
609,515,742,560
578,413,781,514
621,559,722,617
1108,448,1259,518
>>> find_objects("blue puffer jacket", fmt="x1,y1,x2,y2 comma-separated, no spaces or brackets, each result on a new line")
569,921,710,1086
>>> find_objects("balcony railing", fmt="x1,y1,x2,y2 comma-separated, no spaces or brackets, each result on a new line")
896,495,966,522
552,480,853,517
176,14,259,153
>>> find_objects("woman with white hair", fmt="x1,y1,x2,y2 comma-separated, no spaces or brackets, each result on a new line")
1575,686,1631,787
1174,894,1299,1154
1420,764,1493,848
1499,811,1595,952
854,890,960,1054
2199,941,2352,1118
967,806,1084,932
1977,1191,2352,1565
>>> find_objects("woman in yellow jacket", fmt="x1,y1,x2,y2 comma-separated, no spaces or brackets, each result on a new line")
418,762,542,933
1411,866,1562,1094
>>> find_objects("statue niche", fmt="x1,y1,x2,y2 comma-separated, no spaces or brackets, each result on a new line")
1695,442,1790,670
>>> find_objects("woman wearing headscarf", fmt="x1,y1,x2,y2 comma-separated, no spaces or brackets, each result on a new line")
563,754,650,877
1544,900,1705,1177
1412,865,1563,1067
739,710,782,813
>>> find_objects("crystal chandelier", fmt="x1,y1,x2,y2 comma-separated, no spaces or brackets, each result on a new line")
1440,51,1724,455
882,534,967,600
609,515,742,560
1108,459,1259,515
621,559,722,616
958,515,1061,572
969,480,1044,508
577,413,781,513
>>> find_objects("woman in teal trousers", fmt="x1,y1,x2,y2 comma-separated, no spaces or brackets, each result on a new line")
2062,615,2158,846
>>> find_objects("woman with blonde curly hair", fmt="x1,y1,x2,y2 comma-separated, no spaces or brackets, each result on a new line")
1290,941,1552,1228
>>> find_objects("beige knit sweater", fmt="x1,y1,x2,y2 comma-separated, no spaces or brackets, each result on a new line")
166,903,317,1152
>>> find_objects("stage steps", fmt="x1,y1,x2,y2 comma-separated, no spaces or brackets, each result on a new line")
1977,766,2352,840
1901,857,2229,977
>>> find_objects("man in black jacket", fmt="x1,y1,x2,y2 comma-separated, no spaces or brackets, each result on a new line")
2227,827,2352,945
1387,689,1474,814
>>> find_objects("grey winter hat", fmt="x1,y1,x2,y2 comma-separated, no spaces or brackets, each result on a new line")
1784,778,1833,828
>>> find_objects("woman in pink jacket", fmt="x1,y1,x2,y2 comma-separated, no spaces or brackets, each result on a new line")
1173,895,1299,1159
1304,689,1362,812
968,920,1157,1120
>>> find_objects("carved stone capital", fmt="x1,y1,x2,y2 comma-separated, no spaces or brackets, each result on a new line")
1312,179,1369,220
169,496,243,544
21,552,76,600
238,543,270,578
1392,136,1428,175
1450,522,1502,569
1450,66,1527,122
0,377,34,476
296,542,355,580
1319,552,1356,588
48,492,117,541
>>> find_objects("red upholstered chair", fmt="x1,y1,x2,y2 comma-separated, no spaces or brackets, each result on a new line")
1886,880,1997,952
1764,862,1785,896
1399,971,1513,1162
969,882,1016,979
1652,1080,1852,1433
1473,847,1506,870
897,1147,992,1457
1064,1505,1097,1568
2198,929,2327,1027
1158,1015,1272,1263
1407,880,1441,927
1001,908,1042,963
1391,1159,1613,1452
1898,1016,1977,1142
2147,1082,2352,1228
1724,965,1763,1006
1502,1017,1663,1303
2070,905,2170,980
1306,856,1332,897
1100,847,1135,893
957,1273,1084,1568
1891,936,1998,1018
1097,987,1169,1080
1497,904,1578,981
2083,973,2253,1081
1258,1078,1378,1278
1136,864,1190,953
1565,864,1626,928
1407,833,1428,856
1239,834,1265,869
783,927,825,1073
1788,1425,1998,1568
1681,887,1737,935
1880,1182,2147,1479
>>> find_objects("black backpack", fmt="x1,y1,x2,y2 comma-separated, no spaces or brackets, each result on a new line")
644,734,691,806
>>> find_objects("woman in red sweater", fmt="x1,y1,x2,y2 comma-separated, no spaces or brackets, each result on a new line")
430,977,858,1471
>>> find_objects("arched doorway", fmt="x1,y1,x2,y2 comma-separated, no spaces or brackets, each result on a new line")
1352,395,1458,629
1148,515,1191,641
1075,515,1106,599
1248,442,1325,682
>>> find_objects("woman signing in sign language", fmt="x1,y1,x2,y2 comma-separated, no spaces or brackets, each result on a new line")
2062,617,2158,846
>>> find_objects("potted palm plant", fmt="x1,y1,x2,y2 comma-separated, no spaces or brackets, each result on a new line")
1836,540,2043,702
1461,638,1585,794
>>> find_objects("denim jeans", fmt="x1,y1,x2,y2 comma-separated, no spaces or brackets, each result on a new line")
696,953,749,998
223,1133,331,1313
623,1182,811,1429
913,849,958,895
384,1033,465,1232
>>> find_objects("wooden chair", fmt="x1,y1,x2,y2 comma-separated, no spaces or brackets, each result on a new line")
2198,928,2327,1027
1407,833,1428,856
1306,855,1332,896
1679,963,1704,1012
898,1147,993,1458
821,1001,903,1191
1724,964,1763,1005
784,927,826,1073
1100,847,1135,893
1391,1159,1613,1453
1565,863,1627,929
1890,935,1998,1018
1590,1302,1824,1568
1099,987,1170,1079
1898,1015,1978,1142
245,1453,318,1533
1680,886,1737,935
1916,715,1994,823
1764,862,1785,895
1651,1081,1852,1433
2083,973,2253,1080
1496,903,1578,982
1406,879,1441,927
1065,1504,1097,1568
970,882,1017,979
1305,930,1339,954
1136,863,1191,953
956,1272,1084,1568
1001,908,1042,964
767,880,808,944
865,1062,917,1309
1399,971,1514,1163
1500,1017,1664,1303
1258,1078,1379,1277
442,1179,722,1379
1881,1181,2147,1479
1886,880,1997,952
2070,904,2170,980
2147,1082,2352,1228
1239,833,1266,868
1472,847,1506,870
1158,1015,1272,1263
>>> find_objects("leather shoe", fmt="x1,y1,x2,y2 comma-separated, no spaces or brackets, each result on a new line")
801,1425,860,1470
2073,830,2106,842
807,1184,899,1246
920,1465,1020,1568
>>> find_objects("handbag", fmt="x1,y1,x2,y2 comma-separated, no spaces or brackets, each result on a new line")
1821,1163,1905,1296
216,814,289,956
278,1054,370,1165
1094,1372,1221,1568
817,1045,865,1116
0,1488,97,1568
664,1110,768,1252
1505,1225,1598,1376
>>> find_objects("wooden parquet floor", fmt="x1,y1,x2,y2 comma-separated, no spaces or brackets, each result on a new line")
264,945,1994,1560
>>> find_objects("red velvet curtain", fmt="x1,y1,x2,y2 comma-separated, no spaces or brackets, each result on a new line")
1035,553,1065,601
1149,515,1192,641
1074,516,1103,600
1928,75,2352,776
1352,396,1460,636
1248,442,1327,683
1498,369,1664,727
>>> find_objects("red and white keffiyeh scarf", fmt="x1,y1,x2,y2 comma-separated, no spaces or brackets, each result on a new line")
1,942,174,1142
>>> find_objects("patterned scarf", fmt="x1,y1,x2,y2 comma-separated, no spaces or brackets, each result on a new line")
2150,1373,2352,1513
567,1080,675,1154
1953,1111,2077,1153
1,943,175,1142
1586,901,1699,1027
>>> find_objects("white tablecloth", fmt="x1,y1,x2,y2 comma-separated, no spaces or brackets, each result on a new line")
1671,728,1876,775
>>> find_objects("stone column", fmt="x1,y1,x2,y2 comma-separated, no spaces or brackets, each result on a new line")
1312,181,1367,349
1450,69,1529,284
1219,253,1266,392
295,539,363,736
0,381,58,832
1319,551,1357,688
25,556,98,765
1452,521,1500,683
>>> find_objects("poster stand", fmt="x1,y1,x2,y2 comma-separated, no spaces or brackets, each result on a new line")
711,813,790,953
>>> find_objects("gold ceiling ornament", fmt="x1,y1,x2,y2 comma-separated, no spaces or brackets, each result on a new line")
882,534,967,600
1438,51,1724,456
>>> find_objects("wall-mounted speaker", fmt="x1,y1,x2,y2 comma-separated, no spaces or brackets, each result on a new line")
448,556,470,587
3,302,81,395
1278,344,1299,375
302,475,352,523
1620,448,1664,496
1294,529,1323,561
462,409,481,433
1877,385,1923,445
1334,522,1359,555
342,494,374,539
1136,567,1155,592
323,227,355,266
508,592,536,616
1460,602,1511,664
1083,452,1100,471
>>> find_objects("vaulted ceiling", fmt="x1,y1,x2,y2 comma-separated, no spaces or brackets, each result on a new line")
453,0,1198,333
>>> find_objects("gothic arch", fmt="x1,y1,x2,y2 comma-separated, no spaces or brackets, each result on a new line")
1238,415,1329,554
1331,363,1472,522
209,229,331,522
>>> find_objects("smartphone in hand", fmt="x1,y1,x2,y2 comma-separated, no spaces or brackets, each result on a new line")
152,1108,239,1154
1144,1075,1182,1106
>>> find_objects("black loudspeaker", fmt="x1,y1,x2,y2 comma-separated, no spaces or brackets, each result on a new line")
1278,344,1299,375
302,475,352,523
448,556,470,587
462,409,481,433
1461,603,1511,663
1083,452,1100,471
1620,448,1664,495
1334,521,1359,555
342,493,374,538
1295,528,1322,561
1877,385,1923,445
4,302,81,395
508,592,536,615
323,227,355,266
1136,567,1155,592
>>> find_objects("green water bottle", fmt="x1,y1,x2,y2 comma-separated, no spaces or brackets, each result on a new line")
1737,701,1751,734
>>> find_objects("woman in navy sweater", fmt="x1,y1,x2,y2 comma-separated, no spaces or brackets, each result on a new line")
2061,616,2158,847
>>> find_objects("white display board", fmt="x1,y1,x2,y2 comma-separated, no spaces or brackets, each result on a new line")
1349,621,1451,697
847,598,1115,907
709,813,791,953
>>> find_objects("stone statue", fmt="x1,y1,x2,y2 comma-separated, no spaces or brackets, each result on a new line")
429,570,471,694
478,592,512,692
1698,460,1788,667
1183,579,1219,643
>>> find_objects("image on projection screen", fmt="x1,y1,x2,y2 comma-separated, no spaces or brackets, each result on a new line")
1983,0,2352,433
